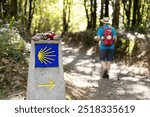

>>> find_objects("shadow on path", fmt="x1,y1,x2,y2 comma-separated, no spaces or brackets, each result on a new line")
62,42,150,100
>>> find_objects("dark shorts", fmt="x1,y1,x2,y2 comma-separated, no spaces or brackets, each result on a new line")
99,49,114,61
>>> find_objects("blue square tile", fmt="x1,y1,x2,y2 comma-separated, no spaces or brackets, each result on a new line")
35,44,59,67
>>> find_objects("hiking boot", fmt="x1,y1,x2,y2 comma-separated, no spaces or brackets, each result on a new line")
102,70,108,78
106,74,109,79
102,70,109,79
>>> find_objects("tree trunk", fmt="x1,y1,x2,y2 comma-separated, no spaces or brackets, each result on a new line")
0,0,2,18
23,0,28,25
112,0,120,28
92,0,97,29
84,0,97,30
63,0,71,32
27,0,33,32
137,1,141,25
24,0,27,16
122,0,132,27
84,0,91,29
27,0,36,32
2,0,8,18
100,0,104,26
10,0,17,19
63,0,67,32
104,0,109,17
127,0,132,27
132,0,139,27
67,2,71,31
18,0,23,14
90,0,93,29
147,0,150,28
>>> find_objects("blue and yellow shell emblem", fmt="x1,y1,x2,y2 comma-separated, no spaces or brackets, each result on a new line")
35,44,59,67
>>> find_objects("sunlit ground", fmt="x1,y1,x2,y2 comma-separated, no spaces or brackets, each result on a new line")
62,42,150,100
5,40,149,100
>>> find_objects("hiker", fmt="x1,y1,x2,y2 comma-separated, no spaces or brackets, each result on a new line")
95,17,117,79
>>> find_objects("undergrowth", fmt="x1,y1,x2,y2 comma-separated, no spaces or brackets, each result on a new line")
0,25,28,99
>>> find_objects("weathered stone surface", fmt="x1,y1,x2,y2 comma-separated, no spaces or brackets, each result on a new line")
26,40,65,100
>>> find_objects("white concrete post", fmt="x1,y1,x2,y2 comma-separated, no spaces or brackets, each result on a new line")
26,40,65,100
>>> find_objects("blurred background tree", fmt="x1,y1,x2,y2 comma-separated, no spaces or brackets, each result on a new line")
0,0,149,34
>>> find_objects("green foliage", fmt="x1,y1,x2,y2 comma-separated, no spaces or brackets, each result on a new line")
0,25,28,99
9,17,15,29
31,0,63,33
0,88,8,99
0,0,149,33
31,0,87,33
0,27,26,62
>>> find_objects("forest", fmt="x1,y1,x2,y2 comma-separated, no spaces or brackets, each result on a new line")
0,0,150,99
0,0,149,33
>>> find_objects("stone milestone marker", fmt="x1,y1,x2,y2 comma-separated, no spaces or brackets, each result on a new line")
26,40,65,100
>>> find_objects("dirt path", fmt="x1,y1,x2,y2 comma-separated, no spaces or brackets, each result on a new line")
4,41,150,100
62,42,150,100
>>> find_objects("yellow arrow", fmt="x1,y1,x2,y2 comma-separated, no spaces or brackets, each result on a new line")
38,80,55,89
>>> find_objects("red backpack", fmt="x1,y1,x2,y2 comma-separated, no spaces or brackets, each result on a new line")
102,27,114,46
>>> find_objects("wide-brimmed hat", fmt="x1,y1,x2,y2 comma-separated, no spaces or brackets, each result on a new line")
100,17,110,24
